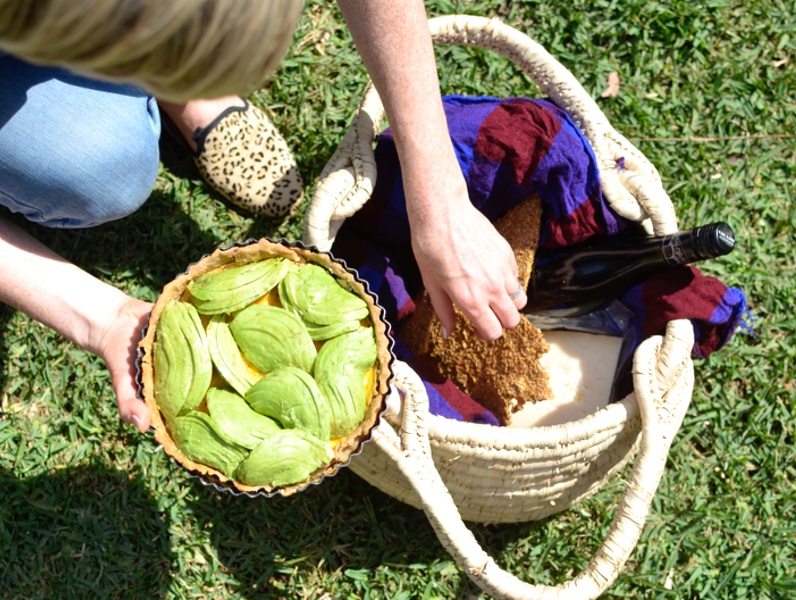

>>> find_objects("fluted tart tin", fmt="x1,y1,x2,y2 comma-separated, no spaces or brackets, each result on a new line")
136,238,394,498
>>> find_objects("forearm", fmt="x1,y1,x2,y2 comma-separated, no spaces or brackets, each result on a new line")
337,1,526,340
336,0,464,222
0,215,131,355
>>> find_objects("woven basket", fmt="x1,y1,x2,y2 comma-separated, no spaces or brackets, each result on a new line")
303,15,695,599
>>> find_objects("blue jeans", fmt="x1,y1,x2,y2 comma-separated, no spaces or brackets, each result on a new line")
0,54,161,228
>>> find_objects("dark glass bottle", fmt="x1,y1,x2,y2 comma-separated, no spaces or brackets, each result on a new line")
525,222,736,317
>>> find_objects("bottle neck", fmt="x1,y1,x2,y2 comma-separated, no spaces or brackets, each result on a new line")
661,222,736,266
660,231,696,266
525,221,736,317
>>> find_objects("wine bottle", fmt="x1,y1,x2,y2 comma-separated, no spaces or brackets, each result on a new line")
525,222,736,318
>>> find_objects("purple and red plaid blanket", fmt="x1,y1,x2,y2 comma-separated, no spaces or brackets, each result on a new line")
331,95,749,425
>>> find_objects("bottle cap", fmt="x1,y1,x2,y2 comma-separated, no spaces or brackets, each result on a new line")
694,222,735,258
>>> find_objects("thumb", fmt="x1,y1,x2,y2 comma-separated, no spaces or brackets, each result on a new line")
108,353,151,433
118,392,151,433
114,371,152,433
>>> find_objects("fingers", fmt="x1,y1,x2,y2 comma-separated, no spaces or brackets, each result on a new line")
424,282,458,340
469,249,524,339
490,284,522,331
470,277,528,341
506,277,527,310
439,288,519,342
426,270,528,342
112,358,151,433
473,312,505,342
489,254,525,332
104,297,153,433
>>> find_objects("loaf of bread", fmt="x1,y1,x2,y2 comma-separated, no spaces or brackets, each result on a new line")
398,194,551,425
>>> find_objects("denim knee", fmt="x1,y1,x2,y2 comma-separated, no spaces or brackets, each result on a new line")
0,55,162,228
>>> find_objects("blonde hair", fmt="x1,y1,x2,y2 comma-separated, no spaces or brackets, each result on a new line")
0,0,305,101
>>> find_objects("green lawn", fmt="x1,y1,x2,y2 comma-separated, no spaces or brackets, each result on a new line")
1,1,794,598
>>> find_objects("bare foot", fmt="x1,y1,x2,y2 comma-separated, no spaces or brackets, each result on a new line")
158,96,246,152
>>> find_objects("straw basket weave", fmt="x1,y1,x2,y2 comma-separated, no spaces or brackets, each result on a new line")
303,14,695,600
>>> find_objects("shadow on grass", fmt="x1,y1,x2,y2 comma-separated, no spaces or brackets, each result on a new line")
0,461,173,600
179,465,563,599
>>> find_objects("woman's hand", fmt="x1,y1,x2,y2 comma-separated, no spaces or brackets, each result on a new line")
411,198,526,341
404,156,526,341
94,297,153,432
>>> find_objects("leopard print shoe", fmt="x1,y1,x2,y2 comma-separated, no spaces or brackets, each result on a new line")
193,100,303,218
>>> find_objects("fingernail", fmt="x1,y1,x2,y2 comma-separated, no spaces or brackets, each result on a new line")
132,414,142,428
441,325,449,339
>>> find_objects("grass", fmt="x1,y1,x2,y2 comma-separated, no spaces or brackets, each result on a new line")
1,0,794,598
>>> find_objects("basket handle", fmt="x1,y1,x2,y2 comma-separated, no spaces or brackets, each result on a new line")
372,319,694,600
303,14,679,251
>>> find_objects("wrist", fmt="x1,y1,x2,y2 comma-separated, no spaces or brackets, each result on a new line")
403,153,468,218
79,289,143,357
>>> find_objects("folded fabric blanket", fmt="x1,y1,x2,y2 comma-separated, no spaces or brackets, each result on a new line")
331,95,749,425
